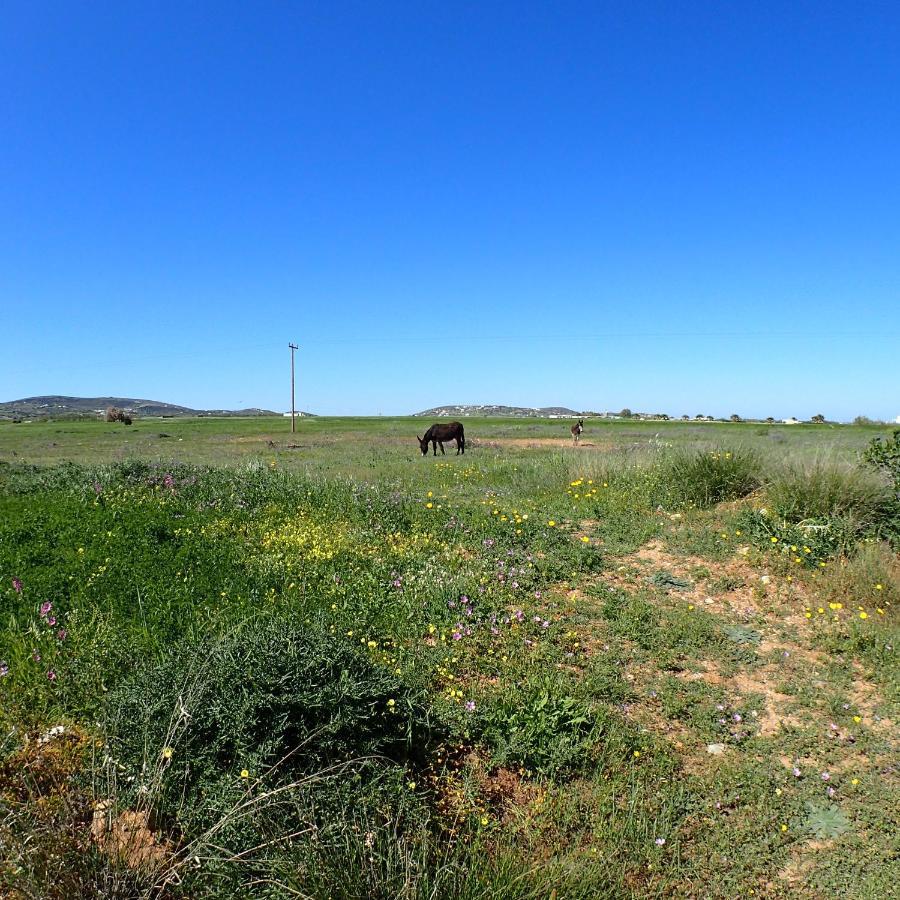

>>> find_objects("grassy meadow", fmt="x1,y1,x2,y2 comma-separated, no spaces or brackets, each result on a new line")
1,416,898,899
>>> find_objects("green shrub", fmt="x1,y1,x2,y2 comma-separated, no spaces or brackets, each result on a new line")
104,617,436,849
661,448,760,509
864,429,900,492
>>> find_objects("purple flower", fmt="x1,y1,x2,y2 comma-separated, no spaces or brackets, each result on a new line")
654,837,666,846
392,579,402,589
826,786,835,798
715,704,725,711
0,662,8,677
829,723,838,731
163,473,175,489
40,601,52,618
534,591,542,600
47,670,57,681
465,700,476,712
452,632,462,641
459,595,469,604
12,578,22,593
732,713,742,723
792,767,801,777
541,620,550,628
47,616,57,627
93,481,102,494
821,771,830,781
57,629,67,641
32,650,41,662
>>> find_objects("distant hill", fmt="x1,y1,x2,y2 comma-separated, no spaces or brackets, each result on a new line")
0,395,281,419
415,404,586,418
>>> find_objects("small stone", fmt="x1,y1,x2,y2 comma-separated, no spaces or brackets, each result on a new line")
760,575,772,585
706,743,726,755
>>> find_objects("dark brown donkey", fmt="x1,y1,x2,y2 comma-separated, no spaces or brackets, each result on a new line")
571,419,584,444
418,422,465,456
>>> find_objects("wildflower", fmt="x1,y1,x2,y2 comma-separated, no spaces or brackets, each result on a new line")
859,611,868,619
32,650,41,662
792,767,801,777
875,583,883,590
851,778,859,785
633,750,641,758
386,698,396,708
162,747,173,759
770,537,778,543
12,578,22,593
827,786,835,798
853,715,861,723
47,670,57,681
780,824,788,832
548,520,556,527
654,837,666,846
40,601,53,617
821,771,830,781
480,816,488,826
426,502,433,509
407,781,416,789
240,769,249,779
733,713,742,723
581,536,590,543
465,700,476,712
47,616,57,626
0,662,8,677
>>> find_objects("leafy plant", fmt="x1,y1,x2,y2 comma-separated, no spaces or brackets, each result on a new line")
804,801,851,840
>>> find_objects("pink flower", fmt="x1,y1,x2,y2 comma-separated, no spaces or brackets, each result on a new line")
821,771,830,781
40,601,52,618
792,767,801,777
465,700,476,712
12,578,22,593
0,662,8,677
654,837,666,846
47,670,57,681
57,629,67,641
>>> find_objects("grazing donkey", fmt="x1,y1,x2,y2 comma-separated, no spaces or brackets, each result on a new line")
571,419,584,444
418,422,465,456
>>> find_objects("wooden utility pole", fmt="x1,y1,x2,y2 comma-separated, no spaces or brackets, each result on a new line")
288,343,298,433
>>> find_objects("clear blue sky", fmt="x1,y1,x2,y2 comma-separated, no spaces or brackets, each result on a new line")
2,1,898,420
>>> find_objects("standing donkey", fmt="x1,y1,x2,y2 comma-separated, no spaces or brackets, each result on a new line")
571,419,584,444
418,422,466,456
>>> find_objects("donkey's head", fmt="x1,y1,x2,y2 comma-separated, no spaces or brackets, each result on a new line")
417,435,429,455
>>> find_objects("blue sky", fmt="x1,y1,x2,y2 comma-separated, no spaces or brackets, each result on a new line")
1,1,898,419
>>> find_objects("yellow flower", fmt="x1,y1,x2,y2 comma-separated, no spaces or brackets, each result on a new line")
387,698,396,707
770,537,778,543
548,520,556,527
161,747,173,759
859,611,868,619
851,778,859,785
480,816,489,826
780,824,788,832
426,502,433,509
581,536,590,543
408,781,416,790
804,612,812,619
633,750,641,758
853,715,861,723
240,769,249,779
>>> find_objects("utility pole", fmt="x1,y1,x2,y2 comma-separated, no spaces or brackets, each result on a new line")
288,343,298,433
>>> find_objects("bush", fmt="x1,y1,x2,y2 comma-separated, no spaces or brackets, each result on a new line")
661,448,760,509
864,429,900,493
765,461,893,535
103,617,436,862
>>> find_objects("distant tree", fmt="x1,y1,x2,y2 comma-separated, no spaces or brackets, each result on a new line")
619,408,632,418
730,414,742,422
854,415,879,426
695,414,705,420
765,417,775,424
657,413,670,420
681,414,690,420
811,414,826,424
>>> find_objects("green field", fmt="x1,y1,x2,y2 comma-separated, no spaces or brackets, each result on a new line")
1,417,897,898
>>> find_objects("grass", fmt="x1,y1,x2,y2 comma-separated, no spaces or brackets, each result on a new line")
0,417,897,898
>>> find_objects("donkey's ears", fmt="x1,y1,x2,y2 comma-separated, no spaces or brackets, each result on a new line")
416,436,421,442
